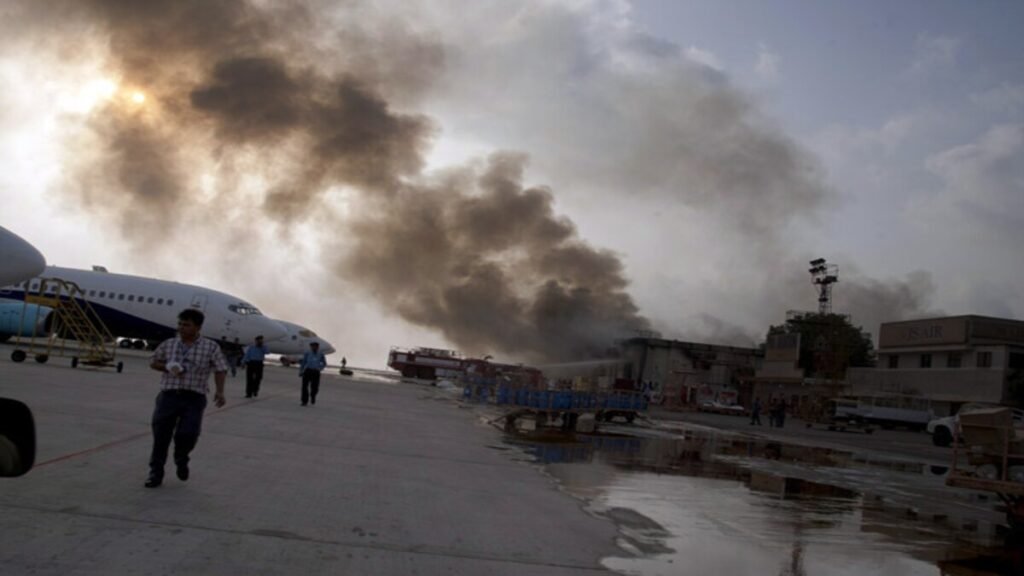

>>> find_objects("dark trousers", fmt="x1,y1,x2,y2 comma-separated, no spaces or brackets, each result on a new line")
301,369,321,405
149,389,207,479
245,362,264,397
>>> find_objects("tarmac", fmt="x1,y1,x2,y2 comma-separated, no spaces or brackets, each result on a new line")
0,346,622,575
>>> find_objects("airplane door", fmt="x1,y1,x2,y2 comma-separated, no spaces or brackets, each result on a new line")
190,294,208,311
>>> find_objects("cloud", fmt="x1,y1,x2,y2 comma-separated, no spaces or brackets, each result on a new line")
754,43,780,82
907,33,960,78
925,123,1024,225
685,46,723,71
970,83,1024,115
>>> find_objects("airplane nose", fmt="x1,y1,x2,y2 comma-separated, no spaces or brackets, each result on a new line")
258,317,288,341
320,343,336,355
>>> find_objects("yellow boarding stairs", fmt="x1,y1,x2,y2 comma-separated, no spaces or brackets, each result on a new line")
11,277,123,372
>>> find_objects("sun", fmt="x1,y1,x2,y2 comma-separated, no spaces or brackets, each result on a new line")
130,91,146,104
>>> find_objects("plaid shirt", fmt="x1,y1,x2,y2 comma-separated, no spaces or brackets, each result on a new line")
152,336,229,394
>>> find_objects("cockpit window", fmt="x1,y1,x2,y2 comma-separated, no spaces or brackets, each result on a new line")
228,303,263,316
298,329,317,337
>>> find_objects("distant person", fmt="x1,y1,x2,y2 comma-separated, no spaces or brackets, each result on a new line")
750,397,762,426
145,308,227,488
299,341,327,406
768,398,777,427
223,341,241,378
775,398,787,428
242,335,269,398
341,357,347,369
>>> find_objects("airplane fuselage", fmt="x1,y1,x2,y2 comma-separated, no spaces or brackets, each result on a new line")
0,266,286,349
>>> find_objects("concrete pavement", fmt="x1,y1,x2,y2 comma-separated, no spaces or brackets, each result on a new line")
0,347,620,575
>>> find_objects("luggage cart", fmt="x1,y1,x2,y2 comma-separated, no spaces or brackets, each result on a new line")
9,277,123,372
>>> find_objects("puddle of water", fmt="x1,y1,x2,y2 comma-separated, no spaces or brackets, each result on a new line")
499,429,1021,576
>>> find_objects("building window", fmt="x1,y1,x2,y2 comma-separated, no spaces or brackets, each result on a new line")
887,355,899,369
977,351,992,368
947,352,962,368
920,354,932,368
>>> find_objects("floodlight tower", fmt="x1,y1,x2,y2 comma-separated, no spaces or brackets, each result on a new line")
808,258,839,314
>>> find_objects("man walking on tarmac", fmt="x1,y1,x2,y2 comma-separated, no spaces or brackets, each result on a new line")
145,308,227,488
243,335,269,398
299,341,327,406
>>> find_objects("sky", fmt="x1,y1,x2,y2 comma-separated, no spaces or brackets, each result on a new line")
1,0,1022,368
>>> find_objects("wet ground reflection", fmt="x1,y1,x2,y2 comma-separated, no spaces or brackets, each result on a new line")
500,429,1022,576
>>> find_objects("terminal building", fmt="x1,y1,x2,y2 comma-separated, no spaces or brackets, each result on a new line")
846,315,1024,415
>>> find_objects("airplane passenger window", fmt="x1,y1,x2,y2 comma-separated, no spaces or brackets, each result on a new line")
168,299,174,306
147,297,154,303
128,295,134,301
99,291,106,297
89,290,96,296
118,294,124,300
157,298,164,304
138,295,143,301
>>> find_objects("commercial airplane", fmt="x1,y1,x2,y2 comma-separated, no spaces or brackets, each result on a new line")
265,319,336,365
0,265,287,351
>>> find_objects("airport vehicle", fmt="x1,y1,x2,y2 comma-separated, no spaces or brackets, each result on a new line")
929,404,1024,447
832,394,935,431
388,346,465,380
467,383,648,431
8,276,122,371
0,265,286,351
699,401,747,416
266,319,336,365
804,398,875,434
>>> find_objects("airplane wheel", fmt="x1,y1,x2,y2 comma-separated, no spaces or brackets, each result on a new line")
116,361,124,373
71,356,79,368
11,350,27,363
35,354,48,364
133,340,145,350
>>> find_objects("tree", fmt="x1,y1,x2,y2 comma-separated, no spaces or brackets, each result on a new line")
767,313,875,378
